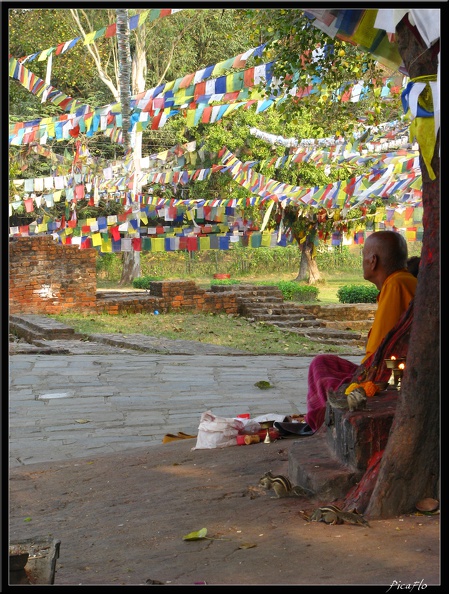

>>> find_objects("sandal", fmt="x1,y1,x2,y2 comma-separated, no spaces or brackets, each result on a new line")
162,434,183,443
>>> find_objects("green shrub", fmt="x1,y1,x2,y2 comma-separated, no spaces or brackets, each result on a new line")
132,275,164,290
337,284,379,303
278,281,319,301
254,280,318,301
210,279,241,286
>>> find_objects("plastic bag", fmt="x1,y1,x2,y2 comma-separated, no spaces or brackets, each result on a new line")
192,410,244,450
237,418,262,435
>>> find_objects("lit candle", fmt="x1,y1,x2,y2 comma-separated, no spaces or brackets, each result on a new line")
399,363,405,370
391,355,396,360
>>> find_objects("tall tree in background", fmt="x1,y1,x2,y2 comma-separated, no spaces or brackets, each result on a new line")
115,9,139,284
67,8,252,283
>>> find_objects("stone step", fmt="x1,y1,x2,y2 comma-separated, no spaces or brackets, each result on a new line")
9,314,80,342
288,430,362,501
300,303,377,322
254,317,325,328
288,390,398,501
238,302,313,315
96,291,153,301
323,320,372,333
211,285,284,300
237,297,285,308
274,325,363,342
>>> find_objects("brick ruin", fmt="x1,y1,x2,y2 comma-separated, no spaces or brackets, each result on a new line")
9,236,240,316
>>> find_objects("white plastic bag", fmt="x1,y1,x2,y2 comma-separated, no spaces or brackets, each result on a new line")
237,418,262,434
192,410,244,450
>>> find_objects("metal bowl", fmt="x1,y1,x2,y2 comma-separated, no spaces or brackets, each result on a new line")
258,420,274,429
384,357,406,369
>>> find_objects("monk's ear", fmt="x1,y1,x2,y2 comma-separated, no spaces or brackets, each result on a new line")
371,254,379,269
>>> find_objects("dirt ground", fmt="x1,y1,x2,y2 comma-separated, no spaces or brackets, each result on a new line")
8,437,441,587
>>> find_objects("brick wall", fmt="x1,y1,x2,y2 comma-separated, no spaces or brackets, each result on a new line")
9,236,97,315
9,237,241,316
95,281,240,315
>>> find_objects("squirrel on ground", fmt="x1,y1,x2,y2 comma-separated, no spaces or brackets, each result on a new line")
258,471,313,498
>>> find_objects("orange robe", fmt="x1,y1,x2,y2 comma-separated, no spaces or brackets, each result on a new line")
362,269,417,363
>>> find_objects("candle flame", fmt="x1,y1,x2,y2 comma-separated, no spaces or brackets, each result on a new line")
391,356,396,360
399,363,405,370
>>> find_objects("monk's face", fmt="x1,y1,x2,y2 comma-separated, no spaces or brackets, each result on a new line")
362,238,376,282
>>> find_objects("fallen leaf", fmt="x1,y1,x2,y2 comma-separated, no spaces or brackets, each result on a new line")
254,381,272,390
75,419,91,424
183,528,208,541
238,542,257,549
24,517,32,522
416,498,439,512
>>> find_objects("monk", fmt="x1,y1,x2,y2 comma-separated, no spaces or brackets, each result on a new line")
276,231,417,437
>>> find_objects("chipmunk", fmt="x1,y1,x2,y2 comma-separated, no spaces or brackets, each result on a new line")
346,387,367,412
328,387,367,412
309,504,370,527
259,471,313,498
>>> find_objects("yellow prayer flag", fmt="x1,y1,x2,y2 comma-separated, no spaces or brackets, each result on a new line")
186,109,195,128
83,31,97,45
37,49,49,62
374,207,385,223
37,223,47,233
151,237,165,252
53,190,62,202
261,231,271,247
101,238,112,252
138,10,149,25
199,236,210,251
393,212,405,227
91,232,102,246
139,212,148,225
405,229,416,242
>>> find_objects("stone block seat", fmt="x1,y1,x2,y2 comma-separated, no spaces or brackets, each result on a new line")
288,299,414,504
288,389,398,502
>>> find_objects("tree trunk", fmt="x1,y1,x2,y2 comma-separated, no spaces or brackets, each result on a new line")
294,237,321,283
120,251,141,285
365,16,440,518
116,9,132,150
117,10,148,285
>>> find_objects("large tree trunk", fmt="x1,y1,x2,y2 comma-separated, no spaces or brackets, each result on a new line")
365,16,440,518
120,251,141,285
294,237,321,283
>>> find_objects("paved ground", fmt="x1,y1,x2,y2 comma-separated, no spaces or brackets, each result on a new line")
7,330,441,587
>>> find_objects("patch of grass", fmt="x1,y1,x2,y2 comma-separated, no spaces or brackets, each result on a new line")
52,311,360,356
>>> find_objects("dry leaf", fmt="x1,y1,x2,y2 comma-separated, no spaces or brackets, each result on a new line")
238,542,257,549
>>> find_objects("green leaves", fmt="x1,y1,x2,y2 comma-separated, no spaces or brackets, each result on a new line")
254,380,273,390
183,527,208,541
182,528,236,543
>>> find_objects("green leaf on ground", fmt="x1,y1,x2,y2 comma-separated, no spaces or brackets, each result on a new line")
254,381,272,389
183,528,208,541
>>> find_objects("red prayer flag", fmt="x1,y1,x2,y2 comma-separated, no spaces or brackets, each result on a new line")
105,23,116,38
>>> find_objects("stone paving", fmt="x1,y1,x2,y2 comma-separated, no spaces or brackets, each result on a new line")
11,350,364,469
